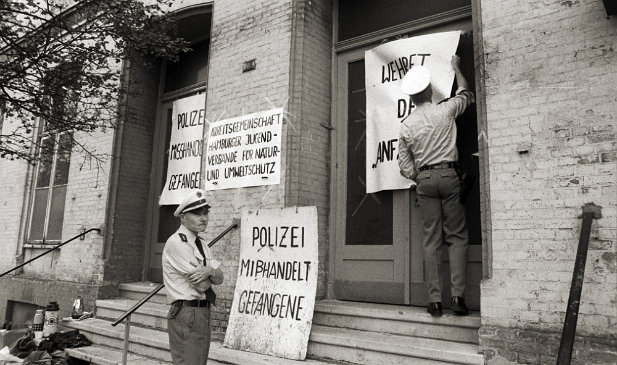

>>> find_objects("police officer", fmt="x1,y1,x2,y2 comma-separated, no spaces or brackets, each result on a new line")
398,56,474,317
162,189,224,364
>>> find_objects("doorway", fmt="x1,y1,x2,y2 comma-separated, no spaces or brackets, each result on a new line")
144,8,212,283
332,19,481,310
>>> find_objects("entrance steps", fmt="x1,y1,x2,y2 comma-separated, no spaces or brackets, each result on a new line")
63,282,482,364
309,300,483,365
62,282,342,365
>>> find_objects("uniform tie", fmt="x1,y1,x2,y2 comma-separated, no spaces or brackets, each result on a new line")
195,237,216,305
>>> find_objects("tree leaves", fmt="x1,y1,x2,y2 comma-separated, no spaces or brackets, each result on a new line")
0,0,189,161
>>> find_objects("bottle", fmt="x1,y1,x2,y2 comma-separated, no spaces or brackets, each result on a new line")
42,301,59,337
33,309,44,338
71,296,84,319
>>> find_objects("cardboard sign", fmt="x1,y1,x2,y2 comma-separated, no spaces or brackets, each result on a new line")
204,108,282,190
365,31,461,193
224,206,318,360
159,93,206,205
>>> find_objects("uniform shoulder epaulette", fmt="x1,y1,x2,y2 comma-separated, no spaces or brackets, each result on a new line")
178,233,187,242
437,97,452,105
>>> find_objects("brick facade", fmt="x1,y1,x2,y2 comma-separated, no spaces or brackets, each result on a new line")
476,0,617,363
0,0,615,362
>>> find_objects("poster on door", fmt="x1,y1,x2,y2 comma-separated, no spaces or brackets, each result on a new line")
365,31,461,193
224,206,318,360
204,108,282,190
159,93,206,205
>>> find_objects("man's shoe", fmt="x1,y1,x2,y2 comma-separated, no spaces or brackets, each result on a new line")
451,296,469,316
427,302,443,317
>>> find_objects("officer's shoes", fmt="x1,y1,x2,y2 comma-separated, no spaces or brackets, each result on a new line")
451,296,469,316
427,302,443,317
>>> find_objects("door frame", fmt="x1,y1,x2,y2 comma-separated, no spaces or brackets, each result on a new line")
327,9,477,303
330,48,411,304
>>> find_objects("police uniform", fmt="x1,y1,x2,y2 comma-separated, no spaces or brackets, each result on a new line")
398,64,474,316
162,189,223,365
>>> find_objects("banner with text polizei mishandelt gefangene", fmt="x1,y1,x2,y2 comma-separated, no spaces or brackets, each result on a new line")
224,206,318,360
159,93,206,205
364,31,461,193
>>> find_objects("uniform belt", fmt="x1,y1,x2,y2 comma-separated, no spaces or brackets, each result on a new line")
419,162,458,171
178,299,211,308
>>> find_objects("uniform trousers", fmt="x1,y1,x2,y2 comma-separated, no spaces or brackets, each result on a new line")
415,167,469,302
168,305,211,365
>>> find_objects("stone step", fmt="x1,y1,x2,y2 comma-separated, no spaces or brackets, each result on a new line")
118,282,168,305
314,299,480,344
62,317,344,365
65,345,173,365
95,298,169,330
62,317,171,362
308,325,483,365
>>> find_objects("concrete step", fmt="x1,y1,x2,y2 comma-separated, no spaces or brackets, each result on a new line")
118,282,168,304
62,317,171,362
65,344,236,365
65,345,172,365
62,317,344,365
95,298,169,330
308,325,483,365
314,299,480,344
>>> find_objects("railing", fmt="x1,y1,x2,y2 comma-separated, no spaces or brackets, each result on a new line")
111,220,239,365
0,228,101,279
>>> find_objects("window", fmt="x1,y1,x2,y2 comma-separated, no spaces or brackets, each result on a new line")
28,128,72,243
28,62,78,244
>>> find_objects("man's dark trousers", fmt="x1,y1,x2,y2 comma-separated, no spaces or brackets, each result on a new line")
168,305,211,365
416,167,469,303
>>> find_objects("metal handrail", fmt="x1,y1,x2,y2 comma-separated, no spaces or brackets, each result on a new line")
110,221,239,365
0,228,101,278
111,283,165,327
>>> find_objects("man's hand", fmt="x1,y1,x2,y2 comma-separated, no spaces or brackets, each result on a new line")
451,55,462,70
187,265,217,286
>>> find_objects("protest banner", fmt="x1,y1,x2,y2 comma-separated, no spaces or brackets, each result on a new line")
159,93,206,205
365,31,461,193
204,108,282,190
224,206,318,360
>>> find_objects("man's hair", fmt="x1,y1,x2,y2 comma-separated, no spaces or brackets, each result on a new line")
410,85,432,104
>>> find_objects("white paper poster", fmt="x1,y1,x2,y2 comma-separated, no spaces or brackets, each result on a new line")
159,93,206,205
204,108,282,190
224,206,318,360
365,31,461,193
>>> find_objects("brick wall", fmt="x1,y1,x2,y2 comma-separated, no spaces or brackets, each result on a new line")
103,55,160,285
0,102,114,323
285,0,333,299
0,117,32,274
477,0,617,362
202,0,295,339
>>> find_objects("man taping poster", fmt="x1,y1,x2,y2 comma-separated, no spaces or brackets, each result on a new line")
365,31,461,193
